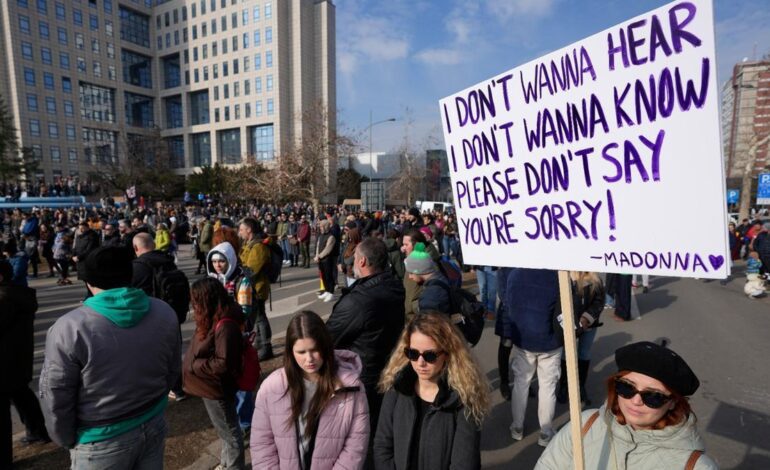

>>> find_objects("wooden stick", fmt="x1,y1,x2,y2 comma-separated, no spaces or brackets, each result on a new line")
558,270,585,470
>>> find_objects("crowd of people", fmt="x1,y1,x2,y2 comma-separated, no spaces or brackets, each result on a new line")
0,178,98,199
1,198,727,469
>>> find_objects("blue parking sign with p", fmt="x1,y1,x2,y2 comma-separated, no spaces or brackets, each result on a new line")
758,174,770,205
727,189,740,204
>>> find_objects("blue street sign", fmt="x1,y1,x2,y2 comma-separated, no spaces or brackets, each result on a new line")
727,189,740,204
758,174,770,205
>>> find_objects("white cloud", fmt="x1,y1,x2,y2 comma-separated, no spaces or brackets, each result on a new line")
415,48,463,66
337,7,410,76
715,5,770,82
486,0,559,20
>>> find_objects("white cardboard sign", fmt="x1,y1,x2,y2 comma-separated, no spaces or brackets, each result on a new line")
439,0,729,278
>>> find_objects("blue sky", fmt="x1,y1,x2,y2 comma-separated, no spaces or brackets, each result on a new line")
335,0,770,154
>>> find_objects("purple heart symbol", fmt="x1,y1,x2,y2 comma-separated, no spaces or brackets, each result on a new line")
708,255,724,270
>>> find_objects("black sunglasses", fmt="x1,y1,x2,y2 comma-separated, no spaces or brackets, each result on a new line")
614,379,672,409
404,348,444,364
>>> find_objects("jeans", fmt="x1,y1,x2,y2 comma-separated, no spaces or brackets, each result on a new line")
475,267,498,312
577,327,598,361
235,391,254,431
510,346,563,436
69,413,167,470
280,239,290,261
203,396,245,470
442,237,459,260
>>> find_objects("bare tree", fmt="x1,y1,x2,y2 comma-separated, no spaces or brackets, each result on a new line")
387,109,442,206
738,132,770,220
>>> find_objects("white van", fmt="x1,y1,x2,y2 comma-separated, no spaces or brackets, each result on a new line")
416,201,454,214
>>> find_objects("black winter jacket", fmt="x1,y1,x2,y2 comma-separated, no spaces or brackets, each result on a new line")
373,367,481,470
0,284,38,385
132,250,178,296
73,229,100,280
326,271,405,387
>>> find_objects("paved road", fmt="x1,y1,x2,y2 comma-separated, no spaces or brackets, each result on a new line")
15,247,770,469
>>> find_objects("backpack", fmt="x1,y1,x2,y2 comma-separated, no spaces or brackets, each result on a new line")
262,240,284,283
438,256,463,288
139,258,190,324
434,280,486,346
215,318,261,391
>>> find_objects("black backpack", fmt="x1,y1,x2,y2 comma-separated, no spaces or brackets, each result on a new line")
139,259,190,324
434,280,486,346
263,241,284,283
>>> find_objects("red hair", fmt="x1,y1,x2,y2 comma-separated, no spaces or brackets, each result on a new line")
606,371,693,430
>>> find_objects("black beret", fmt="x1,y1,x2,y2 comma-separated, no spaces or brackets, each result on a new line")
615,341,699,396
80,246,133,290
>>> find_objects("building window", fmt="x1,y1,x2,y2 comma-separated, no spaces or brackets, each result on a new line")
192,3,196,18
174,30,179,45
253,29,260,46
82,127,117,164
242,9,248,25
55,1,64,19
57,27,68,44
27,94,38,112
218,128,241,164
119,6,150,48
77,57,86,73
214,108,219,122
59,52,70,69
105,20,113,37
223,62,228,77
63,100,74,116
162,54,180,88
213,86,219,100
266,75,273,91
249,124,273,161
121,49,152,88
22,42,33,60
45,96,56,114
66,125,76,141
245,102,250,117
203,66,208,80
43,73,55,90
68,148,77,162
37,0,47,14
223,84,228,99
20,15,31,34
254,53,261,70
48,122,59,137
255,100,261,115
253,5,259,21
104,0,112,14
166,136,185,168
39,21,50,39
107,42,115,58
73,9,82,26
165,33,170,48
244,56,250,72
265,27,272,44
164,95,183,128
233,59,239,74
51,146,62,162
89,14,98,30
124,92,154,128
255,77,261,93
265,2,272,19
267,98,273,115
62,77,72,93
189,90,209,125
192,132,211,166
93,61,102,78
75,32,84,49
41,47,53,64
243,32,249,49
231,12,237,28
266,50,272,68
108,65,116,80
244,79,250,95
79,82,116,122
91,38,100,54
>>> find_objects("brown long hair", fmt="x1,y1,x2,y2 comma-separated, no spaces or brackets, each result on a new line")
191,277,234,340
283,311,338,439
606,371,693,430
213,226,241,253
343,228,362,259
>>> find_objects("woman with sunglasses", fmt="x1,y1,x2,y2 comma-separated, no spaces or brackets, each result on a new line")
374,312,489,470
536,341,717,469
250,310,370,469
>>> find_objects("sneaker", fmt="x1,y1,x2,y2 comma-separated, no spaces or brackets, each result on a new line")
510,427,523,441
538,432,554,447
168,391,188,402
317,291,325,298
322,292,335,302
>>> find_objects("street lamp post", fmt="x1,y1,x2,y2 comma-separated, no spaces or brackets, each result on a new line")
367,110,396,181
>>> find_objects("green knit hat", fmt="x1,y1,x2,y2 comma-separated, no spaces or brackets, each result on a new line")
404,242,436,275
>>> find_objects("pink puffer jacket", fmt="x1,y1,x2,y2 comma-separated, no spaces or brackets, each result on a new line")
250,350,370,470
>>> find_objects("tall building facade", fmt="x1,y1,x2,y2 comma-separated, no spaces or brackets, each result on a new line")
0,0,335,188
722,60,770,180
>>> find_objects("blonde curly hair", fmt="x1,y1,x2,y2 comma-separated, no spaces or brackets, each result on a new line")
378,312,490,426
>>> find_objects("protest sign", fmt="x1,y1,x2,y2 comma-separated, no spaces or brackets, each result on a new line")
439,0,728,279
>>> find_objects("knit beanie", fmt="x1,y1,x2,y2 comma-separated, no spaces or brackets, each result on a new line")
404,242,436,275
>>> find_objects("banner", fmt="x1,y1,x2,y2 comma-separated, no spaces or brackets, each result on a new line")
439,0,728,278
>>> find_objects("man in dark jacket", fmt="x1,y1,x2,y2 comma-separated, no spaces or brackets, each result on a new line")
326,237,405,436
1,260,49,468
73,221,100,281
101,221,122,247
131,233,177,296
505,268,563,447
